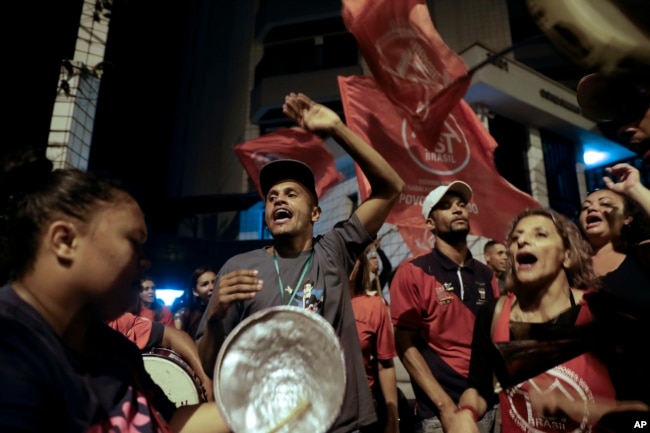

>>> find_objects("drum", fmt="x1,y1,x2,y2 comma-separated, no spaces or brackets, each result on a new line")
214,306,346,433
143,347,206,407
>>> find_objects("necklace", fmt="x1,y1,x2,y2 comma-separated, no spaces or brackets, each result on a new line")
273,249,314,305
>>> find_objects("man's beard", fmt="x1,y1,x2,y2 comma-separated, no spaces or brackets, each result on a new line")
436,227,470,245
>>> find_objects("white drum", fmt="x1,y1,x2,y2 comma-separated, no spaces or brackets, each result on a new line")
143,348,206,407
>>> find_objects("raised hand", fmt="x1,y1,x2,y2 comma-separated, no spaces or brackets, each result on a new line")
603,163,641,195
282,92,343,134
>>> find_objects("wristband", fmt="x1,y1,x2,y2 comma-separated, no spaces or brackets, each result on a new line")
454,404,479,422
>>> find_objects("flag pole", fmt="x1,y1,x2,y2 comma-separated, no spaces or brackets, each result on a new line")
467,34,546,76
426,35,546,108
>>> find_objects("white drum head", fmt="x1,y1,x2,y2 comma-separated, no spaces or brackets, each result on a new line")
214,306,346,433
143,355,201,407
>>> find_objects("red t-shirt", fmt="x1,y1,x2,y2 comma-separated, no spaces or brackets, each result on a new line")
390,249,499,377
351,294,397,387
139,305,175,327
107,312,155,351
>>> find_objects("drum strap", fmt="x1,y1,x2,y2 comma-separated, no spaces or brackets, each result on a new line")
128,364,174,433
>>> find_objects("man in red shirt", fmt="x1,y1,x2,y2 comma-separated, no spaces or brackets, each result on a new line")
390,181,500,433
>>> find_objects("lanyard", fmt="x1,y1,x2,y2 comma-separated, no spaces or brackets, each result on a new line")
273,249,313,305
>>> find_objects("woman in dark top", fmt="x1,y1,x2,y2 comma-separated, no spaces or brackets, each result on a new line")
173,267,216,338
578,163,650,304
578,163,650,409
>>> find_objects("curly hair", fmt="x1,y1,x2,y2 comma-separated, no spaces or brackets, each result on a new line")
505,207,599,290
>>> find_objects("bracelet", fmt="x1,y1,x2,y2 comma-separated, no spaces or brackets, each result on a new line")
454,404,479,422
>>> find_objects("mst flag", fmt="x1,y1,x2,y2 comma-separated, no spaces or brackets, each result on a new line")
234,127,344,200
341,0,471,146
338,75,540,252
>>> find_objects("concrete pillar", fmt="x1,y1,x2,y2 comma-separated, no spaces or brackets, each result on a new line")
527,127,549,207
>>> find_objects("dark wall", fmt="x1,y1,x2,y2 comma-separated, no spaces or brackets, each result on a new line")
3,0,84,158
89,0,193,202
488,113,532,194
541,129,581,219
145,236,271,291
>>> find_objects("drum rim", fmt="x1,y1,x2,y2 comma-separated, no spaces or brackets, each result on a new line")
213,305,346,433
145,347,192,370
143,351,205,405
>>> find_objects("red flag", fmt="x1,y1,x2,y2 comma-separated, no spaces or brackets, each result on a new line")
339,75,540,253
234,127,344,200
341,0,471,146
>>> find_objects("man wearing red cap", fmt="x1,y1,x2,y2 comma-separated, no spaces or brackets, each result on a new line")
196,92,404,433
389,181,500,433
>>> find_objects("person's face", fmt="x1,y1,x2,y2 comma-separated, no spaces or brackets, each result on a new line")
485,243,507,273
193,271,216,302
368,254,379,274
509,215,570,290
427,193,470,236
79,198,149,320
264,181,320,238
579,189,630,245
139,279,155,305
618,106,650,161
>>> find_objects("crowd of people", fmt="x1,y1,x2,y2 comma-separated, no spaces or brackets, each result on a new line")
0,67,648,433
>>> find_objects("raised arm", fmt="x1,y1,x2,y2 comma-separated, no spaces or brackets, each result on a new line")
603,163,650,217
283,93,404,237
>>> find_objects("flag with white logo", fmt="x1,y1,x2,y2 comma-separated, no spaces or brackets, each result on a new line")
234,127,344,200
338,75,539,253
341,0,471,146
340,0,539,254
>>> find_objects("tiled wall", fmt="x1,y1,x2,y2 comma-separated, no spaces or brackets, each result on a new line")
46,0,108,170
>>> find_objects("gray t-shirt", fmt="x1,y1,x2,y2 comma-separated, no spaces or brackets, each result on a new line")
196,214,377,432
